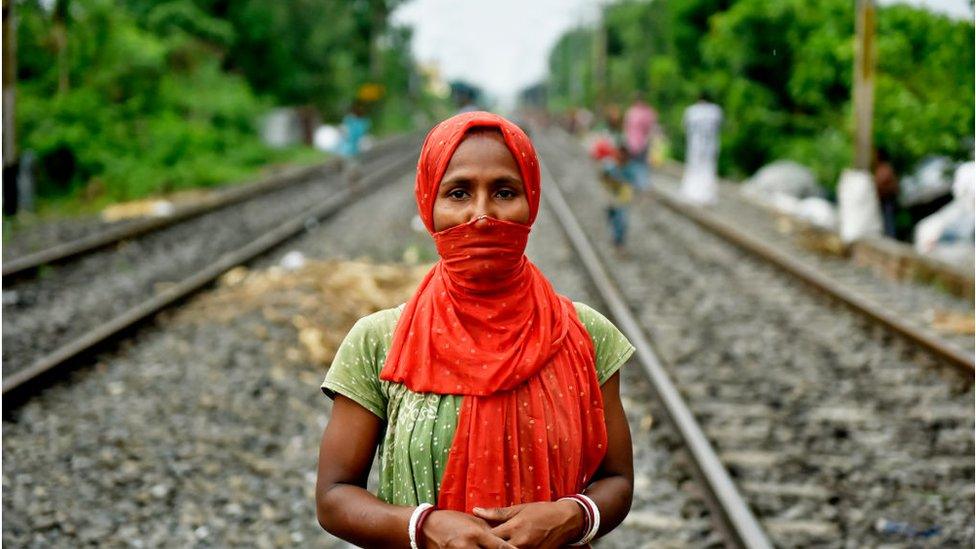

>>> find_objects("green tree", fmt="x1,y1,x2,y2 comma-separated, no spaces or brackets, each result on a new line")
13,0,440,205
544,0,975,191
191,0,419,127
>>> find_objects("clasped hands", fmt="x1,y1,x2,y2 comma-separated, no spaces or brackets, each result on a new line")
422,500,584,549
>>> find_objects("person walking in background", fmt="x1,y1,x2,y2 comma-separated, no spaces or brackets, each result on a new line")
873,148,900,238
590,135,634,251
339,103,371,184
680,94,723,205
594,104,635,251
623,92,657,190
339,103,370,160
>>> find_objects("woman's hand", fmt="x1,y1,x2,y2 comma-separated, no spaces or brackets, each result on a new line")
473,500,584,548
423,509,518,549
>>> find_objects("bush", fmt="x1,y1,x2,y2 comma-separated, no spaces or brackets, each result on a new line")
546,0,975,192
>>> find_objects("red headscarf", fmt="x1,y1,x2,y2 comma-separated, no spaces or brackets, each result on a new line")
380,111,608,512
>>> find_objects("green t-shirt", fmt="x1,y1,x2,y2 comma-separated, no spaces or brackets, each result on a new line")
321,302,634,506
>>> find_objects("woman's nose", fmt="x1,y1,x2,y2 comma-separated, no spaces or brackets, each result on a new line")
473,214,490,229
472,195,493,227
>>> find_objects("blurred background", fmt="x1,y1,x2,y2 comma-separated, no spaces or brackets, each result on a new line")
4,1,973,237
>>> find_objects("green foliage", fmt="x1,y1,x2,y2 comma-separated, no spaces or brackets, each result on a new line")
190,0,424,130
16,0,286,201
14,0,437,207
872,5,975,172
545,0,975,190
547,28,597,112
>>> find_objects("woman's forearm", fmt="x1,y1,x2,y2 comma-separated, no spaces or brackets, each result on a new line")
317,483,413,548
583,474,634,537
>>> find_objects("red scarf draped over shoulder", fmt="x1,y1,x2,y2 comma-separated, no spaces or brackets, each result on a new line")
379,112,608,512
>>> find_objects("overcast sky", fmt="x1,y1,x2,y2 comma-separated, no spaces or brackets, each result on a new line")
392,0,973,108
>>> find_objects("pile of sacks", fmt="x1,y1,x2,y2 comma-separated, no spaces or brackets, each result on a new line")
742,158,975,269
914,161,975,267
740,161,837,230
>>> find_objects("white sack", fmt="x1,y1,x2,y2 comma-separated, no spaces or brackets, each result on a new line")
838,169,883,243
741,160,822,200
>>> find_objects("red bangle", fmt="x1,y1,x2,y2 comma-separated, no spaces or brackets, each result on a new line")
414,505,436,549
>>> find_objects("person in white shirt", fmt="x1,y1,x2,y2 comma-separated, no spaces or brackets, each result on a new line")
680,95,723,205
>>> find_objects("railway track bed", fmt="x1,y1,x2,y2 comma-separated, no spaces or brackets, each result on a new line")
3,130,972,547
1,163,335,266
3,143,724,547
2,138,420,396
539,130,974,546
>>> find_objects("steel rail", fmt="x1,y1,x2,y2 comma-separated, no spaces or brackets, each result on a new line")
2,149,419,404
646,184,975,372
538,154,774,549
2,132,419,281
2,164,332,279
653,158,974,299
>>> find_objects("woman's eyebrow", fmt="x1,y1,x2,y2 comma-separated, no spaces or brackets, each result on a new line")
493,175,524,187
439,177,471,188
440,172,523,188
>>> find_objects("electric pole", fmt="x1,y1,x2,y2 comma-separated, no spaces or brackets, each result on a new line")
3,0,16,170
593,4,607,115
853,0,876,170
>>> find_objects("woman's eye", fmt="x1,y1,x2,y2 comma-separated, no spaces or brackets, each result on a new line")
448,189,468,199
496,189,516,199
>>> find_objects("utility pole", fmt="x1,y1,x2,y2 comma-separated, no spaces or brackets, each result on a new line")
3,0,20,215
593,4,607,116
838,0,883,244
3,0,16,170
368,0,386,80
53,0,70,94
569,33,581,107
853,0,876,170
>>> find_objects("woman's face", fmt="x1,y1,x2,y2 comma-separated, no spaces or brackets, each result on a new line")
432,132,530,232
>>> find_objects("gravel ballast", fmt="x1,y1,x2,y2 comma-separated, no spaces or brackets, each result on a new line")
538,130,974,547
3,160,718,547
5,130,971,548
2,143,417,376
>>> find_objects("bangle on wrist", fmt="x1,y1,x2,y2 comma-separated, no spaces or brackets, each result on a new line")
558,496,589,541
414,505,436,549
408,503,434,549
559,494,600,546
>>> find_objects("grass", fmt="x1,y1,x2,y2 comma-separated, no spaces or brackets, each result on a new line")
3,145,330,240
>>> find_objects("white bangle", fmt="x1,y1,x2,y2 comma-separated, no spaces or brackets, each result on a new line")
559,497,590,546
408,503,434,549
574,494,601,546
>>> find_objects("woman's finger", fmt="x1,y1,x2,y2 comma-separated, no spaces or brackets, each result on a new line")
477,532,518,549
489,521,516,541
473,504,522,522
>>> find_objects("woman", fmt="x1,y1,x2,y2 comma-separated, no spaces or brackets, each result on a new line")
316,111,635,548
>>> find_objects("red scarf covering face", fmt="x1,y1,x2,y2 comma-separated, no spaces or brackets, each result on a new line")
380,111,608,512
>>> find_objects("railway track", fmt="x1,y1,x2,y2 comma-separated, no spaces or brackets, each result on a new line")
537,130,974,547
2,132,754,547
3,130,972,547
549,129,975,370
2,134,417,279
2,135,422,402
540,156,771,548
